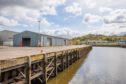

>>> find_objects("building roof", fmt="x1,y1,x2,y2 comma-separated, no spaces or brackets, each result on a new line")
0,30,18,42
15,30,70,40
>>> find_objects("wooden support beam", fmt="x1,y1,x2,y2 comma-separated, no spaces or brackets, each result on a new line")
38,65,43,71
46,58,55,69
38,77,43,83
72,52,74,63
47,68,55,80
73,51,75,62
43,54,47,84
54,52,57,77
18,69,26,78
26,56,31,84
78,49,80,59
76,50,78,60
63,52,66,69
0,61,1,83
66,51,69,67
69,52,72,65
61,52,64,71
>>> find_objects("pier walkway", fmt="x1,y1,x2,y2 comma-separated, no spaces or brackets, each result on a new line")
0,45,92,84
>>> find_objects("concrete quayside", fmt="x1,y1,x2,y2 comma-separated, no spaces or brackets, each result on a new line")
0,45,92,84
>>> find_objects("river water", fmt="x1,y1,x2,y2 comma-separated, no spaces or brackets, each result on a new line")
48,47,126,84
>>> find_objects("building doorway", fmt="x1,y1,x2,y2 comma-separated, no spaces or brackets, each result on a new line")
22,38,31,46
64,40,67,46
47,38,52,46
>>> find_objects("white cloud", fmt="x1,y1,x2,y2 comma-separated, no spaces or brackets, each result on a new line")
83,13,102,23
0,0,67,27
0,0,126,36
47,0,66,6
0,0,66,16
40,18,52,26
41,27,80,38
0,16,18,26
84,0,96,9
78,0,126,10
41,6,57,15
40,0,66,15
0,6,56,28
99,7,113,13
104,9,126,24
84,23,126,35
0,6,40,23
65,2,82,16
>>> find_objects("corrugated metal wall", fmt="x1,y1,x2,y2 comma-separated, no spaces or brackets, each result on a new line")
13,31,68,47
13,31,40,47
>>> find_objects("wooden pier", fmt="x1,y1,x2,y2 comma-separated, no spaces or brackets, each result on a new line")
0,45,92,84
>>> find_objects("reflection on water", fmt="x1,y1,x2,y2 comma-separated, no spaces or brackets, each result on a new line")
48,47,126,84
70,47,126,84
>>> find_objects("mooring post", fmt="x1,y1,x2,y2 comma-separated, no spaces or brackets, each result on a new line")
43,54,47,84
26,56,31,84
54,52,57,77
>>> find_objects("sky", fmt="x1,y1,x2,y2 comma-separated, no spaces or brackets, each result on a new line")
0,0,126,38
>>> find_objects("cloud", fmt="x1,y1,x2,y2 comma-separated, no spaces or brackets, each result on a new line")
41,27,80,38
84,23,126,35
0,0,126,36
0,0,66,8
83,13,102,23
0,0,67,28
78,0,126,10
99,7,113,13
104,9,126,24
40,0,66,16
0,0,66,15
0,16,18,26
0,6,41,24
0,0,67,25
83,9,126,24
84,0,96,9
40,6,57,15
40,18,52,26
65,2,82,16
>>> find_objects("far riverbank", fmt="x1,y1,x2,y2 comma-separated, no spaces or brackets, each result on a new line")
92,44,126,48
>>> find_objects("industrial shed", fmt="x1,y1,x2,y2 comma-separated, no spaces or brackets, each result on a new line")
0,30,18,46
13,31,70,47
